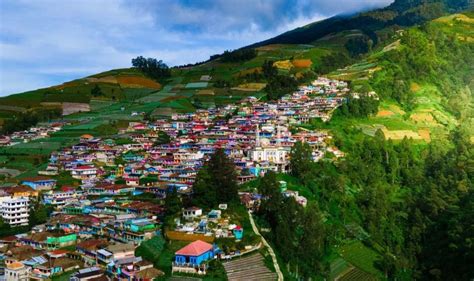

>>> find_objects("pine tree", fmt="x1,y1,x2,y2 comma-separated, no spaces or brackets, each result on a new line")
192,148,238,208
299,202,327,277
192,166,216,208
208,148,239,204
290,141,313,181
257,171,283,226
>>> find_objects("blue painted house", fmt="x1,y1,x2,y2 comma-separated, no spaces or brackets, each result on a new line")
233,225,243,240
22,177,56,191
174,240,214,266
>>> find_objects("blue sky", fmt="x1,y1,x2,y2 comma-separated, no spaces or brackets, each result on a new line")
0,0,392,96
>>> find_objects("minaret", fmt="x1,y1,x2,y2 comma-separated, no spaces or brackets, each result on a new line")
256,125,260,147
277,125,281,146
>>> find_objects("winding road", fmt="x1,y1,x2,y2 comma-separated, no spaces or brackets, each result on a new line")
248,210,284,281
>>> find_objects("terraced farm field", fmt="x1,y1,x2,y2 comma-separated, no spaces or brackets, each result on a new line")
223,253,277,281
337,267,378,281
338,241,381,278
330,257,352,280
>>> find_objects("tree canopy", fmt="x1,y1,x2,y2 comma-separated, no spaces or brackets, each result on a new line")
212,48,257,63
192,148,239,209
289,141,313,182
131,56,171,80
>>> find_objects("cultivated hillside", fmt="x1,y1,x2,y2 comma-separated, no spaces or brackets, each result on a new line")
0,0,472,142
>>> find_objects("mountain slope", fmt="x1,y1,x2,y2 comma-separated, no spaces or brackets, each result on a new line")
250,0,471,47
317,11,473,146
0,0,472,138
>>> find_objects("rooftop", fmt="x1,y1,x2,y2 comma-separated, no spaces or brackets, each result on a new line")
175,240,213,256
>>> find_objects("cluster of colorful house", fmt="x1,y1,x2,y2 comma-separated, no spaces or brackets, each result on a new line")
0,77,350,280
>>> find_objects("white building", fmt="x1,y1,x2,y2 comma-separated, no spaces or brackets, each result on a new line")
5,261,30,281
1,197,29,226
43,190,80,206
182,207,202,220
249,146,288,164
71,166,97,180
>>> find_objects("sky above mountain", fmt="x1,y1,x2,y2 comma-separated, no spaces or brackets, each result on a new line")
0,0,393,96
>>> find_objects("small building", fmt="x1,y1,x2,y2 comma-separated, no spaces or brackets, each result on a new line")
3,185,39,198
182,207,202,220
71,166,97,180
232,225,243,240
0,136,11,146
5,261,30,281
21,177,56,191
46,233,77,249
70,267,105,281
207,210,221,221
97,243,136,265
79,134,94,143
200,75,212,81
174,240,214,269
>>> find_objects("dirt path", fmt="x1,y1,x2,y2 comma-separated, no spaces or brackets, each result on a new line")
248,210,284,281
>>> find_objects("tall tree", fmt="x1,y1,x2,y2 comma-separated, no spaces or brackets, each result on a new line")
290,141,313,181
262,60,277,78
154,131,171,145
192,148,238,208
208,148,239,204
299,202,327,277
192,167,216,208
131,56,171,80
257,171,284,226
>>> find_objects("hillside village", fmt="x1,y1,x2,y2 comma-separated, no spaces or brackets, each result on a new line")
0,77,354,280
0,1,472,279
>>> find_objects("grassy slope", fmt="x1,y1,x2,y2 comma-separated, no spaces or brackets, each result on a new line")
324,12,473,147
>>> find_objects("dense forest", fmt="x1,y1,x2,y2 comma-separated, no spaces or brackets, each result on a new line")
371,22,474,112
253,9,474,280
255,127,473,280
335,94,380,118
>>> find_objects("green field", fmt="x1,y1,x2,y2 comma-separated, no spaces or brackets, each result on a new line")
339,267,378,281
330,257,352,280
339,241,382,278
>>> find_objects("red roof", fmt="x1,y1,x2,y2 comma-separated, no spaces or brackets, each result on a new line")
61,186,76,192
49,249,69,256
175,240,213,256
75,166,96,170
0,235,18,242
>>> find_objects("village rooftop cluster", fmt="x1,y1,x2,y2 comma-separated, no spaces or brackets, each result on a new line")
0,77,349,280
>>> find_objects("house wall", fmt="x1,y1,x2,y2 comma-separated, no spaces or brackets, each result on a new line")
175,250,213,266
